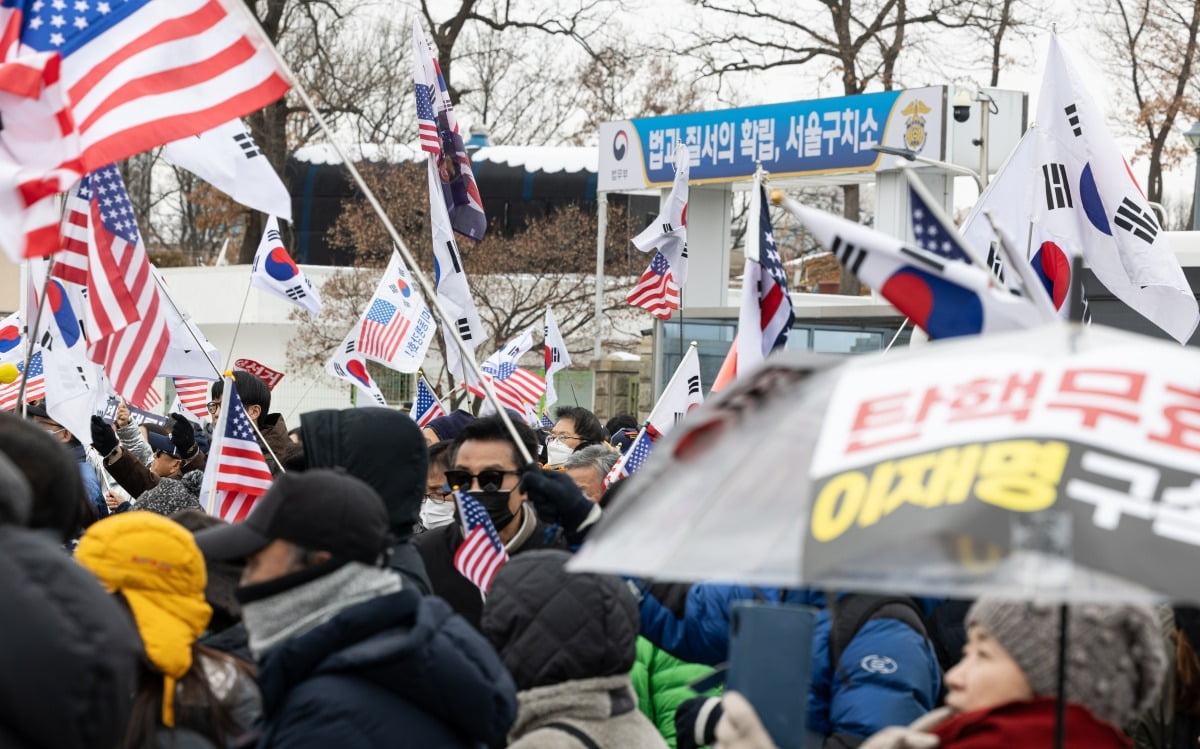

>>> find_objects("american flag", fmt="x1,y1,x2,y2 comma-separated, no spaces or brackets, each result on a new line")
749,185,794,355
414,71,440,155
453,489,508,593
411,374,446,428
210,380,272,522
0,36,77,259
909,183,972,262
173,377,211,422
52,166,168,409
602,426,655,489
468,361,546,412
627,251,681,320
142,383,162,409
412,20,486,242
3,0,289,181
358,298,412,362
539,409,554,429
0,352,46,411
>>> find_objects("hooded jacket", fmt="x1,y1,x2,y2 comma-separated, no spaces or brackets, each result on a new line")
254,586,517,749
298,408,431,592
0,456,142,749
482,550,667,749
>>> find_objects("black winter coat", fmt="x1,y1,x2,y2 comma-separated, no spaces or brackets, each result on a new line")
254,586,517,749
299,408,432,593
0,525,142,749
413,508,566,630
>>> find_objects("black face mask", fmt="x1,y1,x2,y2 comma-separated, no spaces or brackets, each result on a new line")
467,489,516,531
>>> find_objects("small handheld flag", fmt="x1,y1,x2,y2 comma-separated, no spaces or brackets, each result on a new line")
453,489,508,593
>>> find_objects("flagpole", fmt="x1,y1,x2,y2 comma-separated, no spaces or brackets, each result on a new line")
981,210,1059,322
19,262,54,416
646,341,698,427
205,373,232,515
224,280,253,372
899,165,994,280
884,318,909,352
152,272,224,379
231,12,534,467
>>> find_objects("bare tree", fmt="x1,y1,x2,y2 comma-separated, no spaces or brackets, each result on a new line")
946,0,1048,86
289,159,642,398
235,1,417,263
1094,0,1200,205
678,0,972,294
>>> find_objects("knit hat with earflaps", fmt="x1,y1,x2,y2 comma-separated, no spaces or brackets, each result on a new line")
967,598,1167,727
76,512,212,728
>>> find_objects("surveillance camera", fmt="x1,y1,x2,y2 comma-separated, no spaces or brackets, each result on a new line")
952,88,972,123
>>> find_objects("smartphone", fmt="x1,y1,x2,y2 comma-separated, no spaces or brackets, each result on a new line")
726,601,818,749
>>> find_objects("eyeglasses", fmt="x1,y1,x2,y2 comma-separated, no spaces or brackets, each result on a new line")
443,469,520,492
153,450,179,460
205,400,221,415
547,432,581,444
425,489,453,504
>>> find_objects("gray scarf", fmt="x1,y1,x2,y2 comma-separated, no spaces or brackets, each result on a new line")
242,562,402,659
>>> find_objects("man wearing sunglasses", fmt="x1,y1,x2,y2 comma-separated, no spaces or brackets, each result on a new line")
415,413,599,629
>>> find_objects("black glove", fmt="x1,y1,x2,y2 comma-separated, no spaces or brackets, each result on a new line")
170,413,197,459
519,467,595,533
90,415,118,457
675,695,723,749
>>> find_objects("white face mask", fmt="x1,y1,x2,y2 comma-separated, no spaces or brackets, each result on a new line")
420,499,457,529
545,440,575,466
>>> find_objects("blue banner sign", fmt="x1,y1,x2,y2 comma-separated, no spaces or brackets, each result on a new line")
598,86,945,190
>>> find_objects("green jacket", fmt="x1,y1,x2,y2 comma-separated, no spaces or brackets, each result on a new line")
631,636,721,748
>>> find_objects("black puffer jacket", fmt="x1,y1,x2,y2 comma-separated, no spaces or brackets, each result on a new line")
255,586,517,749
0,450,142,749
482,550,665,749
298,408,431,592
481,549,638,691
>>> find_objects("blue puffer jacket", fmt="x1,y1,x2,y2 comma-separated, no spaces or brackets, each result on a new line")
638,585,941,744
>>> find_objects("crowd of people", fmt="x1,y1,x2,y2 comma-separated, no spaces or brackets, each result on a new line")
3,381,1200,748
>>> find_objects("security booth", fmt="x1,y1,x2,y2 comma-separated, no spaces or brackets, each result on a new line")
595,85,1029,398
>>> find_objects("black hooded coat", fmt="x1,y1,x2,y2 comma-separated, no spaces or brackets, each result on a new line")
0,449,142,749
298,408,432,593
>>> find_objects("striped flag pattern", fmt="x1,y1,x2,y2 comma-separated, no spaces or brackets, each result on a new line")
52,166,168,409
0,0,290,260
411,374,446,428
358,298,412,362
626,251,681,320
603,425,655,488
210,380,272,522
12,0,290,180
174,377,212,422
467,363,546,413
453,489,508,593
412,20,487,241
0,352,46,411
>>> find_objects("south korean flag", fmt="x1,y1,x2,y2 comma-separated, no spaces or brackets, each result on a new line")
163,118,293,221
250,217,322,317
1032,36,1197,343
